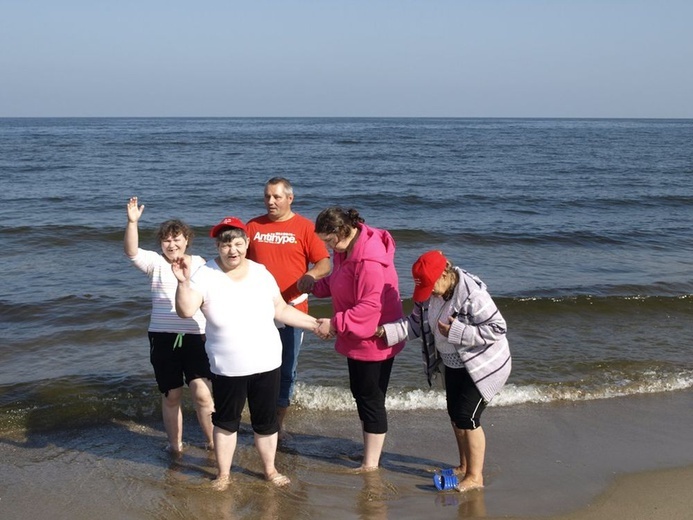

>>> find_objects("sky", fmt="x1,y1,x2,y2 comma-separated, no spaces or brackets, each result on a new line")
1,0,692,118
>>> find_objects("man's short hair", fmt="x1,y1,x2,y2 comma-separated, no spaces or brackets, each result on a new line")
265,177,293,196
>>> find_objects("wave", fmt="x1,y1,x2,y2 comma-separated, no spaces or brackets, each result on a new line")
0,375,158,434
495,293,693,313
294,368,693,410
2,370,691,435
389,228,691,249
2,223,688,253
383,294,693,319
2,294,691,331
0,296,146,325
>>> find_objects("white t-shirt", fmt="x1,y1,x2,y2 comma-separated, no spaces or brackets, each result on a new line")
191,259,282,377
131,248,206,333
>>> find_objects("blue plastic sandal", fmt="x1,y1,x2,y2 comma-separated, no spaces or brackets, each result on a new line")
433,472,459,491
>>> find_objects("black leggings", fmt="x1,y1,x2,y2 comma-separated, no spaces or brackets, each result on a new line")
347,357,394,434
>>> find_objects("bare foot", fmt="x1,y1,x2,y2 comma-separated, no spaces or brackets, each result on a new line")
164,442,185,455
455,477,484,493
348,465,379,474
210,475,230,491
267,472,291,487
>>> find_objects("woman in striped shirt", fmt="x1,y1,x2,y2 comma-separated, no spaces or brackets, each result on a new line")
125,196,214,455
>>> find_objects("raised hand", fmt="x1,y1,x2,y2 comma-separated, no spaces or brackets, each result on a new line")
171,256,191,283
126,196,145,223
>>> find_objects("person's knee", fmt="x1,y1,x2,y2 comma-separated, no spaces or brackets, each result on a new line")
192,393,214,410
361,411,388,434
189,380,213,409
212,415,240,433
363,422,388,434
447,393,486,430
252,421,279,436
451,416,481,430
163,387,184,406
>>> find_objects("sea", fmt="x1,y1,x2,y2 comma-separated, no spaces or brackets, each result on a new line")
1,117,692,518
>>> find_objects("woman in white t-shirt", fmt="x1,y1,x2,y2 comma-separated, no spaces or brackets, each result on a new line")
173,216,319,490
124,196,214,454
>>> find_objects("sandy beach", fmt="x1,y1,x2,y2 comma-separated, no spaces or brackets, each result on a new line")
515,465,693,520
1,389,691,519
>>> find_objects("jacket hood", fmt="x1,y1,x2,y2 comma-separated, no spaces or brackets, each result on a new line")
349,223,396,267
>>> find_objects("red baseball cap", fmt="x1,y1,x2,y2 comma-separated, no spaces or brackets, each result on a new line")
209,216,247,238
412,250,448,302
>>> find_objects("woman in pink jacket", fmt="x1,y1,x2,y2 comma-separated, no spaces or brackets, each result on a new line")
309,207,405,472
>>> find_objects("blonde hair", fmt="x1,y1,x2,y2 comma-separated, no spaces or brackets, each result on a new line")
440,262,458,301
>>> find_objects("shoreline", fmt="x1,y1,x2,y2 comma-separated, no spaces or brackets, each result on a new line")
0,390,691,519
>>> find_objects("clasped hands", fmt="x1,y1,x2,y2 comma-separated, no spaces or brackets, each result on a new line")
314,318,334,340
313,320,391,341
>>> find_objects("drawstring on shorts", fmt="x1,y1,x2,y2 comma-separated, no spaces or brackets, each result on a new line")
173,333,185,349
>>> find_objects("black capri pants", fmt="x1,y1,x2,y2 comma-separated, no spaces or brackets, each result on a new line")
211,367,281,436
347,357,395,435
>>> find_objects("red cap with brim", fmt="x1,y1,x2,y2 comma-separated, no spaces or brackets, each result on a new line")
411,250,447,302
209,216,247,238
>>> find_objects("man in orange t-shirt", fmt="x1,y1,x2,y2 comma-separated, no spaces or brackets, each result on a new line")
246,177,331,437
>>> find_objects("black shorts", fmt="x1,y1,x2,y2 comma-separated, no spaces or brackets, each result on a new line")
211,367,281,435
148,332,212,394
347,357,394,435
445,365,487,430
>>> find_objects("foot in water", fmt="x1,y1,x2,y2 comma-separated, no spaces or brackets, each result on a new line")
210,475,230,491
164,442,185,455
267,472,291,487
455,477,484,493
348,465,379,474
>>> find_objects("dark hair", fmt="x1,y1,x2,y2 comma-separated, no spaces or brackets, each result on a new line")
265,177,294,196
315,207,365,239
215,227,248,244
157,219,194,246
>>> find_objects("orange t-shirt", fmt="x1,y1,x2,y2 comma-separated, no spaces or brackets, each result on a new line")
246,213,330,314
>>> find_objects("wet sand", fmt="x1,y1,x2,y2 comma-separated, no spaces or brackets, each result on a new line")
509,465,693,520
0,390,691,519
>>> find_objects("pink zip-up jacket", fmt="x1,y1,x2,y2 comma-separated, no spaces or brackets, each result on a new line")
313,223,405,361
